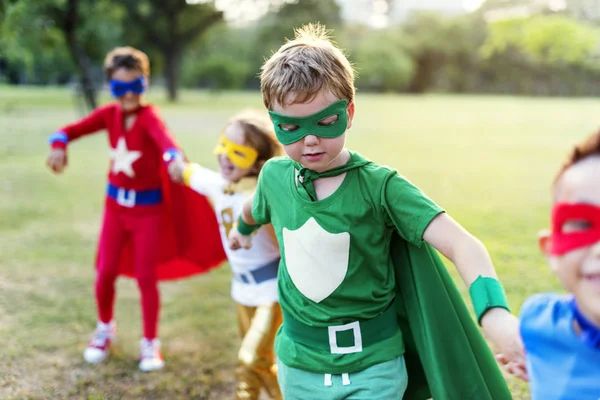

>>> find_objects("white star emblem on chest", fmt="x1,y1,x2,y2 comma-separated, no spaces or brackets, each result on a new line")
109,137,141,178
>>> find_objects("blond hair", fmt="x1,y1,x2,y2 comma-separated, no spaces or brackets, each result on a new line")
227,110,284,175
260,23,355,109
103,46,150,81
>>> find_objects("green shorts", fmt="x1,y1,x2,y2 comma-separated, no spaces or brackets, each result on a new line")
277,356,408,400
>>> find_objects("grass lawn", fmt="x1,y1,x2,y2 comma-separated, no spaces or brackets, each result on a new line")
1,85,598,399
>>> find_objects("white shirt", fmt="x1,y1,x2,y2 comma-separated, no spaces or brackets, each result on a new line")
187,165,280,306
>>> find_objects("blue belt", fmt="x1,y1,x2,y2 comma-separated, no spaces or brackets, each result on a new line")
234,258,279,284
106,184,162,208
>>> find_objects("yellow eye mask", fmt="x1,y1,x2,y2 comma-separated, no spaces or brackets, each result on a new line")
213,136,259,169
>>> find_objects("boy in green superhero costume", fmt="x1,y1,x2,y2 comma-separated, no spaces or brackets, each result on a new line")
228,24,524,399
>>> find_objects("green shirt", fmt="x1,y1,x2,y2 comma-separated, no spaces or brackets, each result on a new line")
252,151,444,373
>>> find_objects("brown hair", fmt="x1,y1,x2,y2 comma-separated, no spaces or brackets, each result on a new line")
103,46,150,81
260,23,355,109
554,129,600,185
227,110,283,175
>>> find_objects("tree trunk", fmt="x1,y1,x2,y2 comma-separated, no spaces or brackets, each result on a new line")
71,50,97,111
63,0,97,111
408,57,432,94
164,46,181,102
408,54,442,94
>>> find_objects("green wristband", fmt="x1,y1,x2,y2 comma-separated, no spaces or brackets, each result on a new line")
469,276,510,326
237,216,261,236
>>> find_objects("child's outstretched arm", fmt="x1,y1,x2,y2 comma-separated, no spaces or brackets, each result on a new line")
168,157,225,201
168,155,186,184
423,213,527,371
229,162,271,250
423,213,497,285
46,105,109,174
228,193,260,250
144,107,185,175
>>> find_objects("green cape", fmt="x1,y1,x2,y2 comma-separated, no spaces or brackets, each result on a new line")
392,233,512,400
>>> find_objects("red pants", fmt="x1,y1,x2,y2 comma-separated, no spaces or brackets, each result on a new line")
96,206,161,339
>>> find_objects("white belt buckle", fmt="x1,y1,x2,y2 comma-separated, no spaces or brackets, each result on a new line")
328,321,362,354
116,188,136,208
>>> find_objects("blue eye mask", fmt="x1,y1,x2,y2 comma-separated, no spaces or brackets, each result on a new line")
268,99,348,145
109,77,146,98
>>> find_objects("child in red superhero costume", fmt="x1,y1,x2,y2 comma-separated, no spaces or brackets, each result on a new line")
45,47,225,372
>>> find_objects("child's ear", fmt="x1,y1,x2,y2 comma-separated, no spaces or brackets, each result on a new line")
537,230,552,255
346,101,355,130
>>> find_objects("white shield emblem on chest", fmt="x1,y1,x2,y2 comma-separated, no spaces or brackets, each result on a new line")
282,217,350,303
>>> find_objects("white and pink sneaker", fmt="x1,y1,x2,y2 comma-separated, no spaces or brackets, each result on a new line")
83,321,115,364
139,338,165,372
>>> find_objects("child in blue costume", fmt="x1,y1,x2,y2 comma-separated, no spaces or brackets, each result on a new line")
229,24,524,400
499,130,600,399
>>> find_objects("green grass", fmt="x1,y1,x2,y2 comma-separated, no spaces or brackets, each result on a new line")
1,85,598,399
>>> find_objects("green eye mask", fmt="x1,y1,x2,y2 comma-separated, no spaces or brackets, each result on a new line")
269,99,348,145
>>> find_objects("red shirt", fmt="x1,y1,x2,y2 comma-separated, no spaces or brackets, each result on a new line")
52,103,178,191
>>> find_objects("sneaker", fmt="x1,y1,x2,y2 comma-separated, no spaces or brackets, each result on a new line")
139,338,165,372
83,321,115,364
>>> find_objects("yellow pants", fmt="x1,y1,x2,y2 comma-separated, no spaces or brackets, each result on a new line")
235,302,283,400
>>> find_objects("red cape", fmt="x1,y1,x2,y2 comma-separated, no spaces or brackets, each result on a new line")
97,167,227,281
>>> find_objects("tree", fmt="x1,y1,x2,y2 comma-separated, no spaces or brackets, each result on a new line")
1,0,123,110
350,29,415,92
477,14,600,95
181,0,343,91
60,0,96,108
403,12,450,93
119,0,223,101
255,0,343,66
481,14,600,67
181,23,257,90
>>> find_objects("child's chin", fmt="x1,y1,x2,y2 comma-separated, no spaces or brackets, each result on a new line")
120,101,140,110
219,168,235,180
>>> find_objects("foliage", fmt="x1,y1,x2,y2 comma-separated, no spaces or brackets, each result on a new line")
475,14,600,96
481,14,600,67
118,0,223,100
1,0,122,84
3,0,600,96
254,0,342,68
181,24,259,90
349,29,415,92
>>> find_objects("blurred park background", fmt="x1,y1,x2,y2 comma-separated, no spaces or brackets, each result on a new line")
2,0,600,399
3,0,600,108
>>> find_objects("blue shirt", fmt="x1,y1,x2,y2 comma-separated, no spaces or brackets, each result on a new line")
520,293,600,400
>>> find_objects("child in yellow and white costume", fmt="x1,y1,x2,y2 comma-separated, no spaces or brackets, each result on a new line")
170,111,284,400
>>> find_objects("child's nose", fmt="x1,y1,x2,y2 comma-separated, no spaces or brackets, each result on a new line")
303,134,319,146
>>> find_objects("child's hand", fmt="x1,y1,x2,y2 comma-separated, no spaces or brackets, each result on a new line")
168,156,186,184
228,226,253,250
46,148,67,173
495,353,529,381
480,308,528,379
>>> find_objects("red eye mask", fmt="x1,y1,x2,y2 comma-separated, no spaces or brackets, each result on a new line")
551,203,600,255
